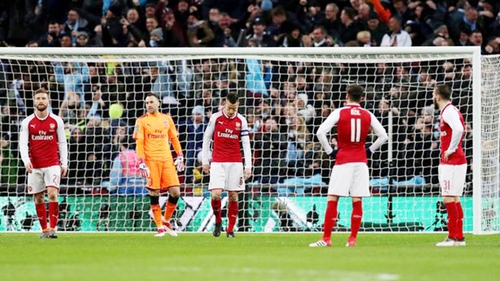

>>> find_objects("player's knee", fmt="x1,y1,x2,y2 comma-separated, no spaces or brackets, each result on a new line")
211,192,222,201
168,195,179,205
47,191,58,202
150,195,160,205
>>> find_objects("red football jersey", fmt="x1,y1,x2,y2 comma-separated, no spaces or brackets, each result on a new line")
19,112,68,169
440,103,467,165
204,111,249,163
334,105,372,164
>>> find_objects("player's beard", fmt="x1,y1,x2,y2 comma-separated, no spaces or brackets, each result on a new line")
433,97,439,110
36,104,48,112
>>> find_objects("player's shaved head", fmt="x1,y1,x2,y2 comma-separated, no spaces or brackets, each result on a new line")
347,84,364,102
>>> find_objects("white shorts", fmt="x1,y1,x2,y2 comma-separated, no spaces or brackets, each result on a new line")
208,162,244,192
27,165,61,194
439,164,467,196
328,163,370,197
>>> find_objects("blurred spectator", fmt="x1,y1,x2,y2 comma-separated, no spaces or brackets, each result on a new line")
253,117,287,184
61,9,90,45
186,11,215,47
107,139,147,195
0,134,18,184
178,105,207,185
380,15,412,46
366,11,388,46
38,21,61,47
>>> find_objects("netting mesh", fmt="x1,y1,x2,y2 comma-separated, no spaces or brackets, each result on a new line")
0,49,496,233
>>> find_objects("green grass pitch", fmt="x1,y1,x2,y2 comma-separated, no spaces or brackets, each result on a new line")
1,233,499,281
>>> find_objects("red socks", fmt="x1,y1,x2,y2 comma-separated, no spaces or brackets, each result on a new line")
322,200,338,241
211,198,222,224
48,202,59,229
456,202,464,240
445,202,458,239
35,203,47,230
350,201,363,239
227,201,238,233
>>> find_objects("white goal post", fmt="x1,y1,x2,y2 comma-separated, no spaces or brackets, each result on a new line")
0,46,497,235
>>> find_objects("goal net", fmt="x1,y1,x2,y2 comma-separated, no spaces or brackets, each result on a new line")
0,47,496,234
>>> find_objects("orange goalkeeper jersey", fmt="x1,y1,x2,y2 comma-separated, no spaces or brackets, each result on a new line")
133,112,182,162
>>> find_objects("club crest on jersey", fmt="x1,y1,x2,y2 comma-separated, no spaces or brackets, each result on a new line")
50,123,55,129
164,121,168,127
235,122,241,129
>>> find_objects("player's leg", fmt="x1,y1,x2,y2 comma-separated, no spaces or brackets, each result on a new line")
161,164,180,236
310,164,351,247
436,164,458,246
453,164,467,246
147,161,164,237
209,163,225,237
211,189,223,237
29,169,49,238
226,191,239,237
455,197,465,246
34,192,48,237
346,163,370,247
43,166,62,238
46,187,59,238
347,198,362,247
225,163,245,238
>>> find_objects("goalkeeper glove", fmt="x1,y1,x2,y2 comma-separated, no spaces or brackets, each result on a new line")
138,160,150,179
174,154,185,172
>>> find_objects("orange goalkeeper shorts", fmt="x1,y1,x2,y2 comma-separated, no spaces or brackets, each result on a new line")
146,159,180,190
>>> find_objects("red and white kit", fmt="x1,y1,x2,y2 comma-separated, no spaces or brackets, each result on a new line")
19,112,68,194
202,111,252,191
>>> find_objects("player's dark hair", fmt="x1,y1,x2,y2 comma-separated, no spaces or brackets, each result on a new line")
347,84,364,102
145,92,159,100
226,92,239,104
435,84,451,101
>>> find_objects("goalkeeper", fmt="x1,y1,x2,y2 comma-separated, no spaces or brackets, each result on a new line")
133,93,185,237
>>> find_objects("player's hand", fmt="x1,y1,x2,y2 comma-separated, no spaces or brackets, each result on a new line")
174,155,185,172
202,164,210,174
444,151,452,162
138,160,150,179
328,149,337,160
61,166,68,178
244,167,252,180
365,146,373,158
25,162,33,173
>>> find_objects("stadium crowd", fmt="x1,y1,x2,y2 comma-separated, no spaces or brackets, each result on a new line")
0,0,488,194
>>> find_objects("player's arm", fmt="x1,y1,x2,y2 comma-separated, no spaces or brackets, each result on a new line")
316,109,340,155
133,118,146,160
240,116,252,179
167,115,183,155
368,112,389,153
166,115,185,172
442,107,464,155
201,114,216,173
19,118,32,172
55,116,69,177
